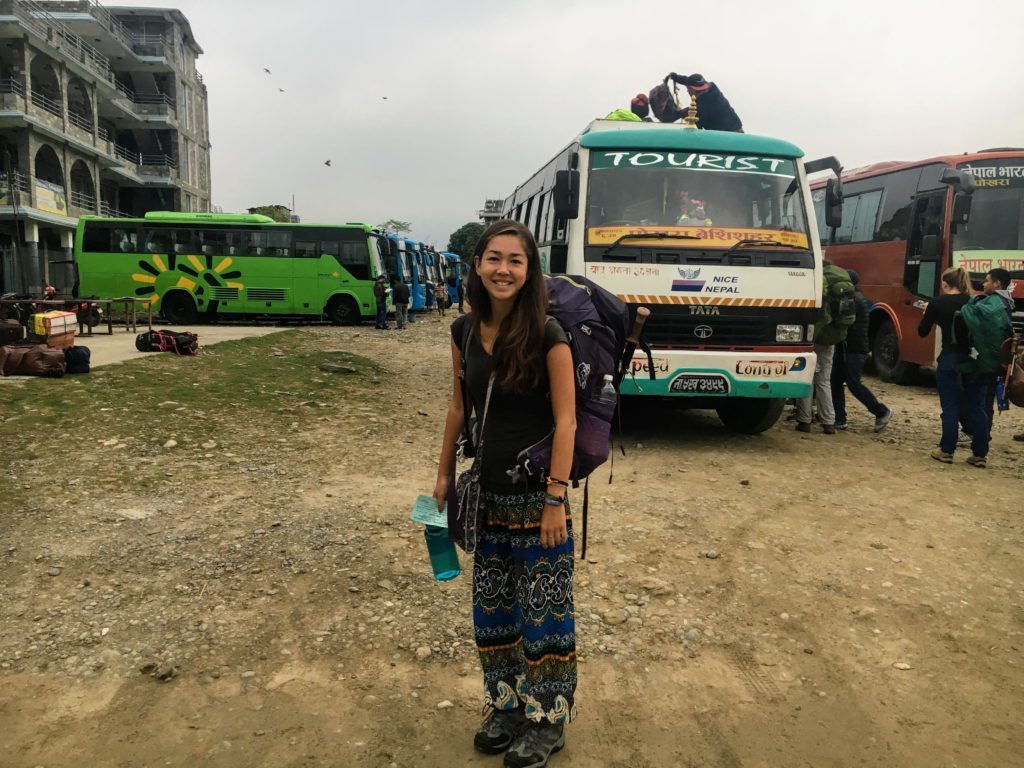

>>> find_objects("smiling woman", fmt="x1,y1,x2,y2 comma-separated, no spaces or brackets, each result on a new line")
433,219,578,767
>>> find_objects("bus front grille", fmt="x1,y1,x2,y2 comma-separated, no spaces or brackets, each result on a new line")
639,304,809,348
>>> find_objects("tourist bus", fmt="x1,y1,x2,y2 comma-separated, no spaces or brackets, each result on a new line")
501,120,842,432
441,251,460,306
810,149,1024,383
74,212,388,325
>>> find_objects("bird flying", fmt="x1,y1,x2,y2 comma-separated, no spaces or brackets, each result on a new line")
263,67,271,75
324,160,332,167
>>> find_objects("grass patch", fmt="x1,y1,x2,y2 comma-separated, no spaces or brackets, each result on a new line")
0,331,382,439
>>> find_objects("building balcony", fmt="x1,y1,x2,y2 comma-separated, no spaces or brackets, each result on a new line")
68,188,96,217
10,0,114,85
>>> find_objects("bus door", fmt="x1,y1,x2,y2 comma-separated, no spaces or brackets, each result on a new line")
292,234,324,313
905,192,946,299
903,191,948,360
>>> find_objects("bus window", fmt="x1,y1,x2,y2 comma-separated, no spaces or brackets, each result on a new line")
245,231,267,256
266,231,291,257
337,242,370,280
114,228,138,253
199,229,227,256
905,193,946,298
294,239,319,258
145,228,174,254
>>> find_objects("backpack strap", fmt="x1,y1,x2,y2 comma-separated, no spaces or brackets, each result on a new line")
458,315,475,449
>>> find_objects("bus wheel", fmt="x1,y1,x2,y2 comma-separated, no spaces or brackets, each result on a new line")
162,291,198,325
715,397,785,434
327,295,360,326
871,319,918,384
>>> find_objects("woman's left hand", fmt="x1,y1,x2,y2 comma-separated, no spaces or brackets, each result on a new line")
540,505,568,549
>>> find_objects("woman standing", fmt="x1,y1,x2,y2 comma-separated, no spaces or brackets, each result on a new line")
433,220,577,768
917,266,988,465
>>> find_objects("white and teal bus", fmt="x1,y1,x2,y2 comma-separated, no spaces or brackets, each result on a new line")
502,120,842,432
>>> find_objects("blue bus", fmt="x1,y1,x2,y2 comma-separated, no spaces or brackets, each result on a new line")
441,251,460,306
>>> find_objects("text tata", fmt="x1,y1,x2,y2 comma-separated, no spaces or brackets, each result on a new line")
603,152,788,173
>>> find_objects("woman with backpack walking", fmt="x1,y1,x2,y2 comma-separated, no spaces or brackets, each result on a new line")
917,265,988,466
433,219,577,768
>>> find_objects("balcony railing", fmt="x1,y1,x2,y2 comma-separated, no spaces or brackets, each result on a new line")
115,81,176,111
0,78,26,97
14,0,113,84
1,171,32,195
29,90,63,118
100,201,132,218
69,189,96,211
140,154,176,169
67,109,93,132
81,0,135,51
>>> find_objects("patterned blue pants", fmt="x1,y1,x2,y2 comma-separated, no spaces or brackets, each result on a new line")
473,489,577,724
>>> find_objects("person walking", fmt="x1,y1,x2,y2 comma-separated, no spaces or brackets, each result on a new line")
390,276,410,329
831,269,892,431
457,275,465,313
434,281,446,318
917,266,988,465
795,262,853,434
373,274,389,329
433,219,577,768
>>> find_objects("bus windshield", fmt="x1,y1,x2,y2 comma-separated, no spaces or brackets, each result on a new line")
586,150,810,251
953,159,1024,278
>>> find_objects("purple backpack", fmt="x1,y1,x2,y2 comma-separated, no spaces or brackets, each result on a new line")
512,275,629,486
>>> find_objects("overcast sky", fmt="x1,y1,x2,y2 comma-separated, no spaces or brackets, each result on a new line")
124,0,1024,246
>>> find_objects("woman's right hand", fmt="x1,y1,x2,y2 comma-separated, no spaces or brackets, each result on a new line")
432,476,450,512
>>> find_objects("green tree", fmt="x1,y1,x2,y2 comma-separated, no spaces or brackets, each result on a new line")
376,219,412,235
247,205,292,222
447,222,484,260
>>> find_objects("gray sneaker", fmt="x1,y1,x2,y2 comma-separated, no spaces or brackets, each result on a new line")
873,408,892,433
504,723,565,768
475,707,527,754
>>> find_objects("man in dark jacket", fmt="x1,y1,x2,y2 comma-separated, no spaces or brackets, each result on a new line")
373,274,389,329
657,73,743,132
830,269,892,431
390,276,410,329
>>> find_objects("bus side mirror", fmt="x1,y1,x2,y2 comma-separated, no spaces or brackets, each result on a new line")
825,177,843,228
553,170,580,220
952,193,972,226
921,234,939,261
940,167,977,195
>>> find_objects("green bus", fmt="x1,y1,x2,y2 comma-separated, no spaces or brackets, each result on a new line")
73,212,389,324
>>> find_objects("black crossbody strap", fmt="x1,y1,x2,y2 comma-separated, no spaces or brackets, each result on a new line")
459,316,474,449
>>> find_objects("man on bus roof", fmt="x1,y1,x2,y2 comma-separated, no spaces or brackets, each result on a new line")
650,73,743,132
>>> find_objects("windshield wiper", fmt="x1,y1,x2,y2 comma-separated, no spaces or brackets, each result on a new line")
724,238,808,256
602,232,700,258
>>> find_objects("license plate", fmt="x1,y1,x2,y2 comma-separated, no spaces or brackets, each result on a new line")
669,374,730,394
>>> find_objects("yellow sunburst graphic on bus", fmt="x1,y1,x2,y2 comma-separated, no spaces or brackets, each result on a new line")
132,253,246,307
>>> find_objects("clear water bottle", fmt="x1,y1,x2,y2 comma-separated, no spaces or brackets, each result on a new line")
423,525,461,581
595,374,617,406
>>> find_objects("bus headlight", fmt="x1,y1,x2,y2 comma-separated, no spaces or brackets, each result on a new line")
776,324,803,342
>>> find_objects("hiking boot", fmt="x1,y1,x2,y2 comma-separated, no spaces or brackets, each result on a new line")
957,431,972,446
475,707,527,754
930,449,953,464
823,424,836,435
835,421,849,430
504,723,565,768
795,422,812,433
874,408,893,433
966,455,987,469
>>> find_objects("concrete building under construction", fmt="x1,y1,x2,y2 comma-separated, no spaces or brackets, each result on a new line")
0,0,211,294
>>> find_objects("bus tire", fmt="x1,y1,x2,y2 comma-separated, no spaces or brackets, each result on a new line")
162,291,198,325
327,295,360,326
871,319,918,384
715,397,785,434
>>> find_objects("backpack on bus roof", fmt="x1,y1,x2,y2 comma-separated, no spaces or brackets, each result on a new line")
954,294,1013,376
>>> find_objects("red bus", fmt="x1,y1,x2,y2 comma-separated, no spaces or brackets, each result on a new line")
810,149,1024,382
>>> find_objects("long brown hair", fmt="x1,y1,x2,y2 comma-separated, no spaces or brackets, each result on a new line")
941,266,970,293
466,219,548,392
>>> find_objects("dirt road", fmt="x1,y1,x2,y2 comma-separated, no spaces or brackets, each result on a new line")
1,315,1021,768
